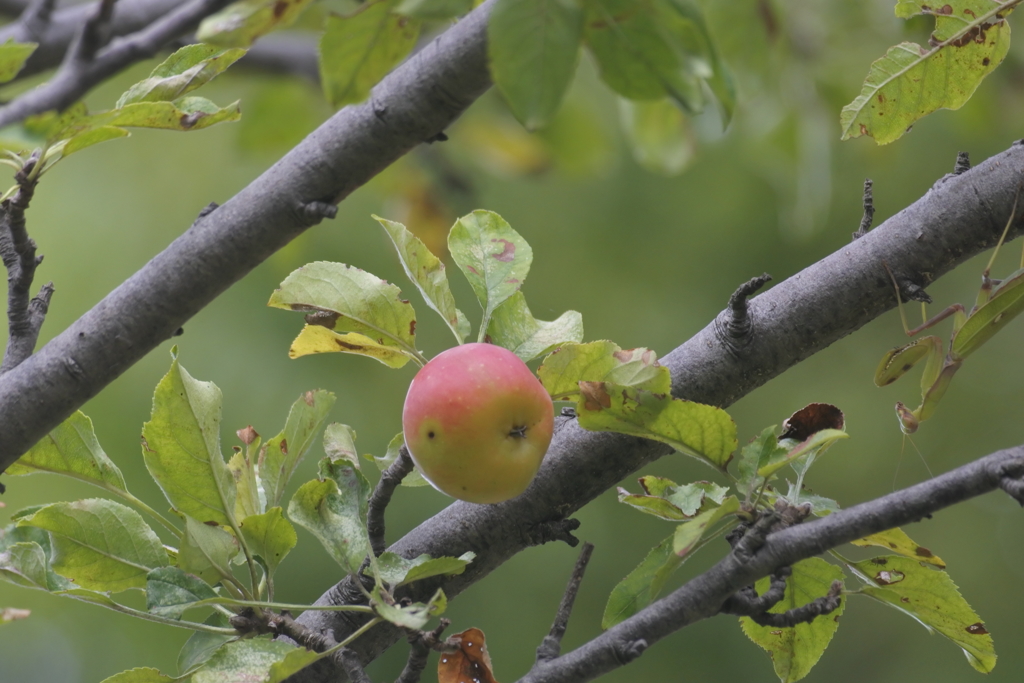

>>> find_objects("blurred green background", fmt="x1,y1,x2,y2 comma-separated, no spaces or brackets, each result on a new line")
4,0,1024,681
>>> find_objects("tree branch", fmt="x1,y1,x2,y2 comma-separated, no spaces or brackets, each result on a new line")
0,0,185,80
367,445,415,557
0,0,233,130
535,542,594,664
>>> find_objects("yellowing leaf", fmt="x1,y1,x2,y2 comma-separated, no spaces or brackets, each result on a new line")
671,496,738,557
288,324,414,368
851,528,945,568
0,40,36,84
840,1,1013,144
849,555,995,672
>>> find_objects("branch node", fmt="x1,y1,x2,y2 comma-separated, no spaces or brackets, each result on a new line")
715,273,771,352
747,579,843,627
298,200,338,227
70,0,117,65
367,445,416,556
526,518,581,548
998,459,1024,505
612,638,648,665
852,178,874,240
425,131,448,143
953,151,971,175
535,542,594,664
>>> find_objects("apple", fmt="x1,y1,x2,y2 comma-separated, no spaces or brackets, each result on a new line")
402,343,554,504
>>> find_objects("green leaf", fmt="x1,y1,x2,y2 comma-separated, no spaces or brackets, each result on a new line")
374,215,467,344
740,558,846,683
0,39,36,83
117,44,246,107
449,210,533,341
736,426,784,495
576,381,737,470
371,586,446,629
266,646,322,683
840,1,1012,144
851,528,945,568
757,429,848,479
108,97,241,131
602,534,681,628
142,351,236,527
538,340,670,399
228,450,263,522
0,541,71,591
323,423,359,466
178,613,234,673
197,0,316,47
191,640,316,683
7,410,127,493
394,0,472,20
239,507,297,578
98,668,177,683
488,0,583,129
485,291,583,362
18,499,169,592
60,126,130,157
671,496,738,557
618,97,695,175
368,432,430,487
268,261,420,366
287,458,372,573
259,389,336,509
581,0,707,110
373,551,475,587
849,555,995,672
146,566,219,619
319,0,421,107
178,515,238,586
618,477,730,520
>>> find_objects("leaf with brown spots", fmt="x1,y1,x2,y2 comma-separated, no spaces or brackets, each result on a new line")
841,0,1014,144
849,555,995,672
438,628,500,683
537,340,669,399
448,210,533,342
851,527,946,568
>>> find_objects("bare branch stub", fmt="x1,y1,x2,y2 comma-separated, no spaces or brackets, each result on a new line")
852,178,875,240
0,155,52,375
338,648,373,683
954,151,971,175
70,0,117,64
526,518,581,548
367,445,416,556
535,542,595,664
719,273,771,347
19,0,56,42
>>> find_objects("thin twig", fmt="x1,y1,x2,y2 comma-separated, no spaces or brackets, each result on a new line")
535,542,594,664
852,178,874,239
396,619,450,683
0,155,51,375
367,445,416,556
0,0,232,130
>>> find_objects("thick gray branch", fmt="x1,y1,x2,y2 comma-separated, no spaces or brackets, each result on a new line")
516,444,1024,683
0,0,495,468
284,143,1024,681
